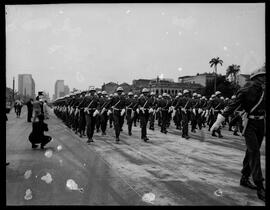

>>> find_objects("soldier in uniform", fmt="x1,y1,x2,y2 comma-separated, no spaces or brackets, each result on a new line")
95,91,102,133
200,96,208,128
77,91,87,137
156,95,163,127
107,87,126,142
148,92,157,130
211,67,265,202
172,92,182,130
108,94,114,128
137,88,153,141
133,94,139,127
157,93,172,134
125,92,138,136
175,89,191,139
81,87,100,143
190,92,199,133
99,91,109,135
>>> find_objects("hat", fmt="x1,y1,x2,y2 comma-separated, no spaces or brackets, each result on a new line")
116,87,124,92
177,92,182,96
197,94,201,98
97,91,102,94
158,95,162,99
215,91,221,96
192,93,197,97
250,66,266,79
128,92,134,96
162,93,167,97
89,87,96,92
211,94,216,98
150,92,155,96
102,91,107,95
183,89,189,94
134,94,138,98
142,88,149,93
225,97,229,100
220,96,224,100
231,95,236,99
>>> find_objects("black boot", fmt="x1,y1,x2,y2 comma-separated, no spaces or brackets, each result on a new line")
257,187,265,202
212,131,217,137
240,176,257,190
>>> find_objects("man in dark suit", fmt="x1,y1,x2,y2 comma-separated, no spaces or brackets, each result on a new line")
26,99,33,122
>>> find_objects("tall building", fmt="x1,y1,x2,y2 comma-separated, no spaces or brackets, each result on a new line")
178,73,216,87
54,80,65,99
18,74,35,98
64,85,70,95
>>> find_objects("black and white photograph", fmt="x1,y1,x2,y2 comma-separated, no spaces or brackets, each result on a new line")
5,3,266,205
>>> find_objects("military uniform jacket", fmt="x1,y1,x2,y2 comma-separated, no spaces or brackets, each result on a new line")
175,96,192,109
99,96,110,110
201,100,208,109
222,81,265,118
126,98,138,111
158,98,171,110
138,95,153,109
206,98,224,111
108,95,126,110
80,95,100,109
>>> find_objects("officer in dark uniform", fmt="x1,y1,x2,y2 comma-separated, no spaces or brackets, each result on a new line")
26,99,33,122
148,92,157,130
175,89,191,139
99,91,109,135
72,92,81,134
107,87,126,143
137,88,153,142
196,94,203,130
157,93,171,134
133,94,139,127
81,87,100,143
95,91,102,133
190,92,199,133
172,93,182,130
77,91,87,137
200,96,208,128
211,66,266,202
125,92,138,136
156,95,162,127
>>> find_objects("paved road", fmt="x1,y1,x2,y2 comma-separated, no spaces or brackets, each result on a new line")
6,106,265,205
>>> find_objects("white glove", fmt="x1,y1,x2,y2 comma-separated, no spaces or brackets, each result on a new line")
210,114,225,132
121,108,125,116
131,110,134,119
198,108,202,114
101,107,106,114
84,107,88,112
93,109,99,117
181,108,186,113
136,108,139,114
140,108,145,114
107,109,112,115
149,108,153,113
193,108,196,115
172,109,176,118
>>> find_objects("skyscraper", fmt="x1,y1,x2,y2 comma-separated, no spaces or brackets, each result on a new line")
64,85,70,95
54,80,65,99
18,74,35,98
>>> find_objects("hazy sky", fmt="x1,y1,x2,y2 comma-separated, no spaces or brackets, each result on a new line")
6,3,265,97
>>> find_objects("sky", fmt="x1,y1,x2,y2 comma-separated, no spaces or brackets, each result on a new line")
6,3,265,97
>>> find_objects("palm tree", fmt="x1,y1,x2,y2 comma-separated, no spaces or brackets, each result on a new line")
209,57,223,93
226,64,240,85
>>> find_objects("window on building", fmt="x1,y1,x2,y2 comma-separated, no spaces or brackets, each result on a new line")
161,89,163,94
165,89,167,93
156,89,159,95
168,90,171,94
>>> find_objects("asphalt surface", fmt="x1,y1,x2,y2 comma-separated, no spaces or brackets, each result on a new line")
6,106,265,205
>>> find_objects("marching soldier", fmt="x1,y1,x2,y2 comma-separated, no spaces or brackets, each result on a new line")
172,93,182,130
200,96,208,128
133,94,139,127
108,94,114,128
156,95,163,127
137,88,153,142
190,92,199,133
77,91,87,137
125,92,138,136
149,92,157,130
99,91,110,135
81,87,100,143
107,87,126,143
157,93,172,134
95,91,103,133
175,89,191,139
211,66,265,202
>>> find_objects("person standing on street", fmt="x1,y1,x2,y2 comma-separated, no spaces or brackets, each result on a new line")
99,91,110,135
26,98,33,122
157,93,171,134
43,100,50,120
211,66,266,202
33,96,42,122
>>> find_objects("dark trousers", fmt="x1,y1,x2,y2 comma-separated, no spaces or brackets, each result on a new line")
241,119,265,186
113,110,122,138
100,112,108,133
161,110,168,131
140,111,149,138
181,111,189,136
96,114,101,131
133,111,138,126
27,109,33,122
126,109,134,133
190,110,197,131
85,111,96,139
78,110,86,134
109,113,113,127
149,112,155,129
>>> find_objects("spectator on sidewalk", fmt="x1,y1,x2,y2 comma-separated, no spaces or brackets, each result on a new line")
33,96,42,122
28,114,52,149
26,98,33,122
14,99,23,118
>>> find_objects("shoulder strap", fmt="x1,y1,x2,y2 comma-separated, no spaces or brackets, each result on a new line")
250,91,264,114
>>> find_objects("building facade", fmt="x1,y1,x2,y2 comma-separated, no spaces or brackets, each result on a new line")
54,80,65,99
178,73,216,87
101,82,118,94
18,74,35,98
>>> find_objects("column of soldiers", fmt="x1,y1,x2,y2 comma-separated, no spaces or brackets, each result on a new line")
53,87,247,142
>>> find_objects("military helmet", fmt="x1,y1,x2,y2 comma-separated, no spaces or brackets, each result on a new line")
121,92,125,96
97,91,102,95
102,91,107,95
250,66,266,79
231,95,236,99
215,91,221,96
128,92,134,96
201,96,206,100
142,88,149,93
197,94,201,98
220,96,224,100
116,87,123,92
211,94,216,98
134,94,138,98
113,93,118,96
162,93,167,97
109,94,113,97
192,93,197,97
183,89,189,94
158,95,162,99
225,97,229,100
89,87,96,92
177,92,182,96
